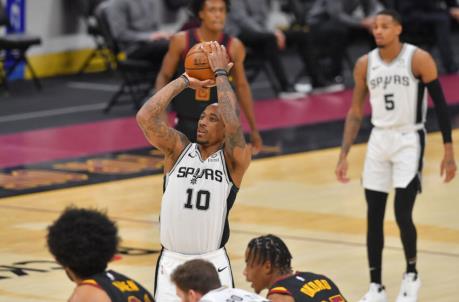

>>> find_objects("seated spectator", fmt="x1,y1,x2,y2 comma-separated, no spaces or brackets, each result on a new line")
46,207,155,302
225,0,311,98
307,0,383,92
171,259,269,302
244,234,348,302
106,0,170,65
397,0,459,74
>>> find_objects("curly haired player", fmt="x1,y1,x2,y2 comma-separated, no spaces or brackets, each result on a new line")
47,207,154,302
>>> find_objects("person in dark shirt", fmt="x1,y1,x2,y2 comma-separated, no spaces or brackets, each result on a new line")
47,207,155,302
397,0,459,73
307,0,383,91
155,0,262,153
243,234,347,302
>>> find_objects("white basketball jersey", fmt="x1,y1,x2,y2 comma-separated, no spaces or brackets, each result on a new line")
200,287,269,302
367,43,427,128
160,143,238,254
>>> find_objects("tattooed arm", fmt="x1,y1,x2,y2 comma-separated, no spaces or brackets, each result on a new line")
136,77,190,172
335,55,369,183
206,41,251,186
217,71,252,185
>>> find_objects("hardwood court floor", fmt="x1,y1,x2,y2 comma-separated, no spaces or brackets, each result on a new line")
0,130,458,302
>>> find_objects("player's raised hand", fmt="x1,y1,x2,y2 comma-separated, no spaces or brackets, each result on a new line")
182,73,215,90
335,158,350,183
201,41,233,73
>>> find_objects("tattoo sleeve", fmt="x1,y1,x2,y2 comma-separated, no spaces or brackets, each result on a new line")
216,76,246,152
340,113,362,158
340,58,367,159
137,77,189,154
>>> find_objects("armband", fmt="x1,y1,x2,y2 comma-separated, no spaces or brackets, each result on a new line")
426,79,452,143
214,68,228,78
180,74,190,88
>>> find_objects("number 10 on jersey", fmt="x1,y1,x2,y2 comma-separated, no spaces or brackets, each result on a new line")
184,188,210,210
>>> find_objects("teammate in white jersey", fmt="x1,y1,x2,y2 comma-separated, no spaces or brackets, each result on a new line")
171,259,269,302
137,41,251,302
335,9,456,302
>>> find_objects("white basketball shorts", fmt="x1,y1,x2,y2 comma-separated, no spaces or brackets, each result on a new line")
362,127,425,193
154,247,234,302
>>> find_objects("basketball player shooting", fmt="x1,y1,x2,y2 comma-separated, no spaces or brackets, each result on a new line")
335,9,456,302
136,41,251,302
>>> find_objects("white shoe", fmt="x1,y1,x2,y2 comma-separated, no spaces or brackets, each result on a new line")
358,283,388,302
396,273,421,302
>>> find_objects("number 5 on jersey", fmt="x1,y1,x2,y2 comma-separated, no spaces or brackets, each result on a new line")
384,93,395,110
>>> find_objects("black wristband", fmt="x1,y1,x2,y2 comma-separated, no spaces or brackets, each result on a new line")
180,74,190,88
214,68,227,78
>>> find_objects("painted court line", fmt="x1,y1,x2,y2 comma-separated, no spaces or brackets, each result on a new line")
0,204,457,259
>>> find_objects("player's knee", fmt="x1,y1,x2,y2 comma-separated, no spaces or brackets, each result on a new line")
395,210,414,230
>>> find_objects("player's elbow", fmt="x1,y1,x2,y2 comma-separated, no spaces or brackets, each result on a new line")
235,80,250,92
136,106,151,129
136,110,146,128
155,71,171,90
160,69,174,82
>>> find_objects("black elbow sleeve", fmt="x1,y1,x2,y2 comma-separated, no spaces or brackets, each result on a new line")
426,79,452,143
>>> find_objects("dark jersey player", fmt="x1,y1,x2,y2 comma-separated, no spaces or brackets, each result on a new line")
155,0,262,153
47,207,154,302
243,234,347,302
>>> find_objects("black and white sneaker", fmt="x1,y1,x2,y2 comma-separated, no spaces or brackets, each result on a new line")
358,283,388,302
396,273,421,302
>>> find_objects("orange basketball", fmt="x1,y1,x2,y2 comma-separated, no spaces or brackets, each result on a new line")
184,43,214,80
